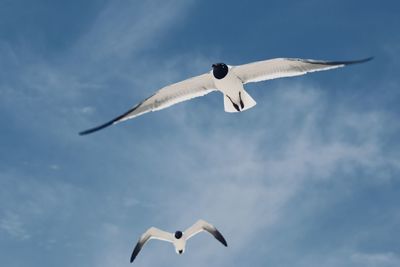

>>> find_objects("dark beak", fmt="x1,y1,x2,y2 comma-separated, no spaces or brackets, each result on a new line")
212,64,216,68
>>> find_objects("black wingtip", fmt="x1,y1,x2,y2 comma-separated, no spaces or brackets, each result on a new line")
325,56,374,66
130,243,141,263
79,100,145,136
214,229,228,247
79,120,115,135
301,56,374,66
344,56,374,65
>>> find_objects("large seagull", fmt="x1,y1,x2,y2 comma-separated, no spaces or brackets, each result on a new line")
130,220,227,263
80,56,372,135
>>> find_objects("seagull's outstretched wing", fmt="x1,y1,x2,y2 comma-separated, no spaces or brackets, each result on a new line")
80,73,216,135
231,57,373,84
184,220,227,247
130,227,174,263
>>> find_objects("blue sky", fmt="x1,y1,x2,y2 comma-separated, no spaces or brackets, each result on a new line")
1,0,399,266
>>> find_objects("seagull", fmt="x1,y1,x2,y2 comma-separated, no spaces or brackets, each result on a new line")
79,56,372,135
130,220,227,263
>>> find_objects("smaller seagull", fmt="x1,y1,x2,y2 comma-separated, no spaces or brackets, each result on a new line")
130,220,227,263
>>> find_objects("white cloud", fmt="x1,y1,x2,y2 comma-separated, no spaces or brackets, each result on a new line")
352,252,400,267
104,82,400,267
70,0,195,70
0,212,30,240
62,75,400,267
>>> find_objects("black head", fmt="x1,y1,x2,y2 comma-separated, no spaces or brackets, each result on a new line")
212,63,228,79
174,231,183,239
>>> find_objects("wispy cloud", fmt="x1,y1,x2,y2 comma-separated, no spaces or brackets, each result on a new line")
0,212,30,240
99,81,399,267
352,252,400,267
74,0,194,61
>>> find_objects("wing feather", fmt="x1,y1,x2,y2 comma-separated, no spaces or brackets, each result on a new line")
80,73,215,135
184,220,227,247
130,227,173,263
231,57,372,84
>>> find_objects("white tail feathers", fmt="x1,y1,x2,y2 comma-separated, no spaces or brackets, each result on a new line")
224,95,239,113
223,89,256,113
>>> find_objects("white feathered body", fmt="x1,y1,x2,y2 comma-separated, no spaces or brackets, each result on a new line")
173,238,186,254
211,67,257,112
